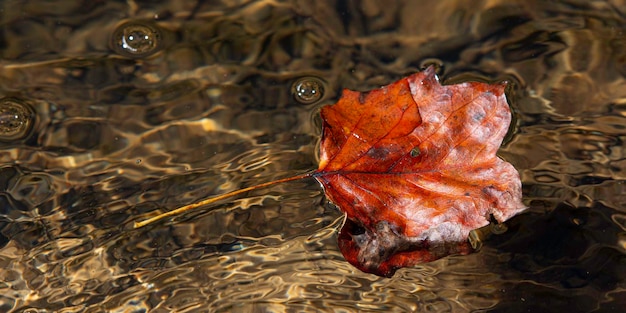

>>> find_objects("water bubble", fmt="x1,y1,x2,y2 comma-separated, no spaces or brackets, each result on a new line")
291,77,325,104
111,21,162,58
0,98,34,141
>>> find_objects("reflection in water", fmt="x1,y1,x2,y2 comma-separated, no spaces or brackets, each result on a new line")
0,0,625,312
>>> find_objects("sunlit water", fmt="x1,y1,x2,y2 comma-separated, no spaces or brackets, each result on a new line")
0,1,625,312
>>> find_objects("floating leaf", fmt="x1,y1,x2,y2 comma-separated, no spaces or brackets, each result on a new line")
135,66,525,277
316,66,525,276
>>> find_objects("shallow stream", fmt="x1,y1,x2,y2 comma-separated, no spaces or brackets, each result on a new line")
0,1,625,312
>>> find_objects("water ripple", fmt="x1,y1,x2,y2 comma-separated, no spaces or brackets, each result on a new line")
0,0,625,312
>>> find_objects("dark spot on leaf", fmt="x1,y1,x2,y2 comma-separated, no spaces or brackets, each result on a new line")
359,93,367,104
473,112,486,121
482,185,495,194
378,247,386,257
367,146,389,160
410,147,421,157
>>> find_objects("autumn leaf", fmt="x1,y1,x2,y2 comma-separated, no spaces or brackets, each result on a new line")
316,66,525,276
134,66,525,277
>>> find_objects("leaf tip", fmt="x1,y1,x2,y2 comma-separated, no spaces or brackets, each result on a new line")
422,64,438,77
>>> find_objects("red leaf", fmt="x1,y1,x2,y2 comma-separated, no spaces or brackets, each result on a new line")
314,66,525,277
134,66,526,277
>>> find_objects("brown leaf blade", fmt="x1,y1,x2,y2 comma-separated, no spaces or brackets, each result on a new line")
314,66,525,276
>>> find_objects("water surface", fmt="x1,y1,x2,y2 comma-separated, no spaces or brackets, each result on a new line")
0,0,625,312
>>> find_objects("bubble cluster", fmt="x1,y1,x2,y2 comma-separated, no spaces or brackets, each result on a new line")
111,21,163,58
0,98,34,141
291,77,325,104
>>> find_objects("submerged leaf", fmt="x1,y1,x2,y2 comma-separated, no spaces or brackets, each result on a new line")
314,66,525,277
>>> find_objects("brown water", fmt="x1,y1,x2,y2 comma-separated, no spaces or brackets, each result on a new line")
1,0,625,312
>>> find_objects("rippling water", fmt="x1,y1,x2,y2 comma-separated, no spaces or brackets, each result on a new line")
1,0,625,312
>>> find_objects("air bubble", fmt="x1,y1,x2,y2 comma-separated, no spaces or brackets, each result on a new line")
291,77,325,104
111,21,163,58
0,98,34,141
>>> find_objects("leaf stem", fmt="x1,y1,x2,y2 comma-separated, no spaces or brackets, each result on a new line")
133,172,314,229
